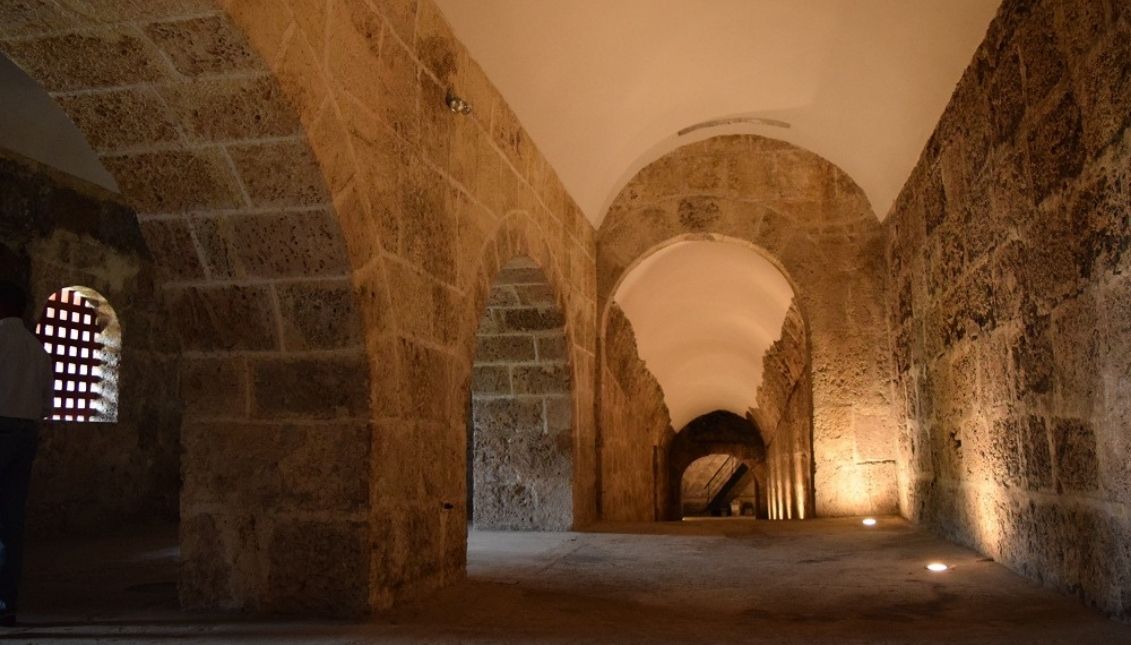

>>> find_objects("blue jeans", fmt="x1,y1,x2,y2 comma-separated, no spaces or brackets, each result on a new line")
0,418,37,613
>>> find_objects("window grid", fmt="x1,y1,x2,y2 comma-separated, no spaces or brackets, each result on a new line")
36,289,105,422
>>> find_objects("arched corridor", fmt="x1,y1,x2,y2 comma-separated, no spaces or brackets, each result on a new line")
0,0,1128,640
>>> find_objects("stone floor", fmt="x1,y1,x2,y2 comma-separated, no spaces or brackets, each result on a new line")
5,517,1129,643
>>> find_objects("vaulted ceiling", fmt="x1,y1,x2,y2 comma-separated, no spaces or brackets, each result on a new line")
435,0,1001,224
613,241,795,429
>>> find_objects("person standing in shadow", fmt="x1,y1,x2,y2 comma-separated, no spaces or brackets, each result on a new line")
0,283,53,627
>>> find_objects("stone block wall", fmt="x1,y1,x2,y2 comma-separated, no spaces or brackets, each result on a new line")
1,0,599,614
598,303,672,521
884,0,1131,617
215,0,600,610
753,301,814,519
599,135,898,517
471,257,572,530
0,149,181,536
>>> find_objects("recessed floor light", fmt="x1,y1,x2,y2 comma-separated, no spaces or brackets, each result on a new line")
926,562,950,572
862,518,877,527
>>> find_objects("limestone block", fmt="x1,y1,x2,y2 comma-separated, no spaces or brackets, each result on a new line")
1066,167,1130,279
475,335,536,364
226,209,350,278
178,512,238,609
289,0,329,58
1012,305,1055,396
2,28,167,92
266,519,370,615
537,336,567,361
162,75,301,143
326,0,384,109
419,77,452,171
1025,90,1086,203
512,364,569,395
181,356,247,419
1075,23,1131,155
399,166,456,284
182,420,369,512
1050,293,1103,418
499,308,565,333
376,32,420,143
228,139,331,207
145,13,261,78
0,0,78,38
103,149,243,214
56,88,179,153
1020,415,1054,492
368,336,403,419
397,338,452,423
166,284,278,351
276,279,363,350
137,217,206,281
1050,417,1099,493
250,355,370,420
473,397,543,436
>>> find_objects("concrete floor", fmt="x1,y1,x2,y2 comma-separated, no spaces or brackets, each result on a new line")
5,517,1129,643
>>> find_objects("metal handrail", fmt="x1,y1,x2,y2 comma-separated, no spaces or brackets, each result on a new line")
705,456,739,504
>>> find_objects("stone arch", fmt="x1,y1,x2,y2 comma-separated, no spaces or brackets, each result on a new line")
0,1,374,615
453,211,588,533
3,0,601,615
468,255,573,530
667,411,767,520
602,235,815,521
598,134,898,519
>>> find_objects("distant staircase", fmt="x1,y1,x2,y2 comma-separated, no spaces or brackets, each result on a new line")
705,456,750,516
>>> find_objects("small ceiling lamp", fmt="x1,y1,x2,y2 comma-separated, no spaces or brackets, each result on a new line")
926,562,950,572
862,517,877,527
445,88,473,115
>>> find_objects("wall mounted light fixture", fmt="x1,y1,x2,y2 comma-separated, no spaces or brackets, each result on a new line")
445,88,473,115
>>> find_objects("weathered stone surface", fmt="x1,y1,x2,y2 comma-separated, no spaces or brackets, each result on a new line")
181,356,247,419
266,519,370,615
145,13,261,78
228,139,331,207
102,150,243,214
56,88,180,153
1051,418,1099,493
1026,90,1086,203
275,280,363,350
250,355,370,419
883,0,1131,619
162,75,301,143
225,210,351,278
1,29,167,91
137,217,206,281
3,0,596,618
471,257,572,530
166,284,278,351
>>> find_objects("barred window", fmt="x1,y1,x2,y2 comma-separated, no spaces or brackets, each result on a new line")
35,287,121,422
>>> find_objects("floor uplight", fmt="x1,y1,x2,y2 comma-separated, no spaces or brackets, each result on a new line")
862,517,877,527
926,562,950,572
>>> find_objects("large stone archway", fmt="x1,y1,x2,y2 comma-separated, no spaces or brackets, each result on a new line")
1,1,375,615
2,0,599,614
597,134,898,519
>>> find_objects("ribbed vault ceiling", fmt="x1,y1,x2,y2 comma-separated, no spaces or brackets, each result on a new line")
435,0,1000,223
